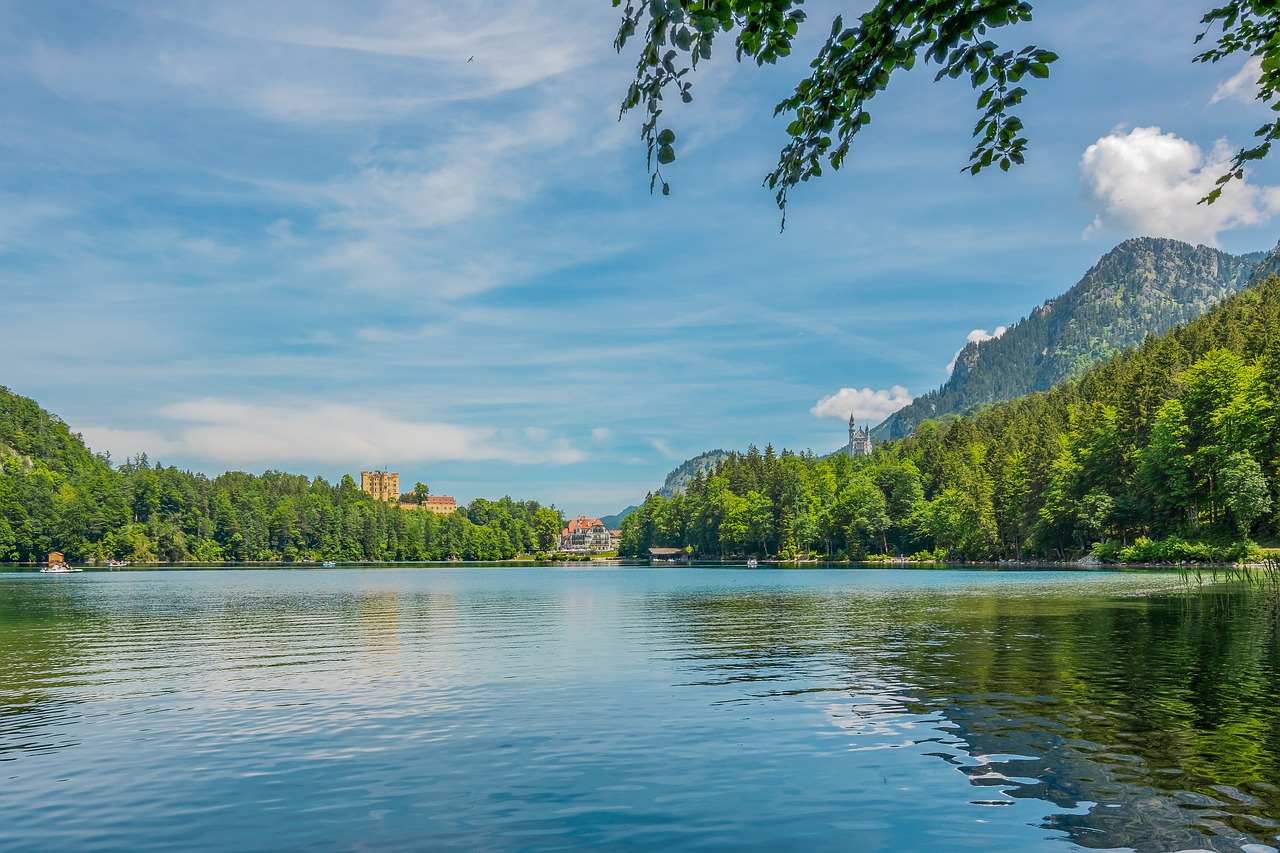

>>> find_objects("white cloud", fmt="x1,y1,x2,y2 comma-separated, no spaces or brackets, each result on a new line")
810,386,912,422
83,399,585,468
77,427,184,462
946,326,1007,376
1080,126,1280,246
1210,56,1263,105
591,427,611,442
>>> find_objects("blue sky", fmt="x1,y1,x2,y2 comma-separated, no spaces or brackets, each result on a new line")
4,0,1280,516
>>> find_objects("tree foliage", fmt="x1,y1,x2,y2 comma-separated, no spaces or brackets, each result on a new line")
1195,1,1280,202
613,0,1277,216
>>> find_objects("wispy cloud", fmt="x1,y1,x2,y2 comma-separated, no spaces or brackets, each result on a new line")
82,398,585,468
22,2,603,124
179,0,599,113
650,439,683,461
318,106,566,232
77,427,184,461
0,197,73,254
1210,56,1263,106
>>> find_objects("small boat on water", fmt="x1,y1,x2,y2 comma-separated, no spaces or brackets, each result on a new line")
322,561,337,568
746,558,759,569
41,551,82,573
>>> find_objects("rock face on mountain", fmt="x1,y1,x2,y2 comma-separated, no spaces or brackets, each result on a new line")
657,450,731,498
876,237,1269,440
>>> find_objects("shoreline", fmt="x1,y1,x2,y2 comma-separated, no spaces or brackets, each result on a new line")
4,558,1275,572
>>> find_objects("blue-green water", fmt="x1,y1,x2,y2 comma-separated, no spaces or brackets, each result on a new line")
2,567,1279,851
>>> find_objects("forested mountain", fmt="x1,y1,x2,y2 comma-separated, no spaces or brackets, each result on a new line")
658,450,732,497
621,274,1280,562
0,387,563,563
877,237,1268,440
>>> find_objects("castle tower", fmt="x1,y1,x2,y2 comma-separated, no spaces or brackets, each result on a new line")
360,470,400,501
848,416,873,457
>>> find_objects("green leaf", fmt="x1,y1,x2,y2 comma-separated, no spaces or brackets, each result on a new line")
657,128,676,145
657,144,676,165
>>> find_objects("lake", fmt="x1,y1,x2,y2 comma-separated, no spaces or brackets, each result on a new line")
1,567,1278,851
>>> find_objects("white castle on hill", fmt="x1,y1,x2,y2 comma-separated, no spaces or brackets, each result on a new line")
848,415,873,457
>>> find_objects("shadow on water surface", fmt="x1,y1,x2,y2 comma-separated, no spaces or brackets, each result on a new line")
646,581,1280,852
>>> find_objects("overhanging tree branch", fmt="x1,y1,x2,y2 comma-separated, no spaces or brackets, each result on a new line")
614,1,1280,220
614,0,1056,226
1195,1,1280,203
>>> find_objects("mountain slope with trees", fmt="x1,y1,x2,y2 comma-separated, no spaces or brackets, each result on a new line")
877,237,1268,440
622,273,1280,562
0,388,563,564
657,450,732,498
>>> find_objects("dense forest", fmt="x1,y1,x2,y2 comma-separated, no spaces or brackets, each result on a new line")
0,393,563,563
879,237,1271,440
621,274,1280,563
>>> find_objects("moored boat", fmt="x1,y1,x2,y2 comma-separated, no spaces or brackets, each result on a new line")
42,551,82,573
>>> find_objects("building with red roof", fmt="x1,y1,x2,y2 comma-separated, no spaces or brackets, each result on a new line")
399,495,457,514
558,516,622,553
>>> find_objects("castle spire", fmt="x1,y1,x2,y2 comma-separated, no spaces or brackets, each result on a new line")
848,414,873,458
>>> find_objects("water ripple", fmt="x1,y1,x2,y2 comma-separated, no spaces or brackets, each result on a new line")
1,568,1278,851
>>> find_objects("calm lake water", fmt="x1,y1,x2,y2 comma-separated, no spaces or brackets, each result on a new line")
2,567,1279,852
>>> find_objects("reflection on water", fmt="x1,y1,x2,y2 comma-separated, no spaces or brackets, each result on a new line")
652,579,1280,851
1,568,1278,851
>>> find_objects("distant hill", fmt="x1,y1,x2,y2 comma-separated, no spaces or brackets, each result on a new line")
876,237,1269,440
600,506,637,529
658,450,732,498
